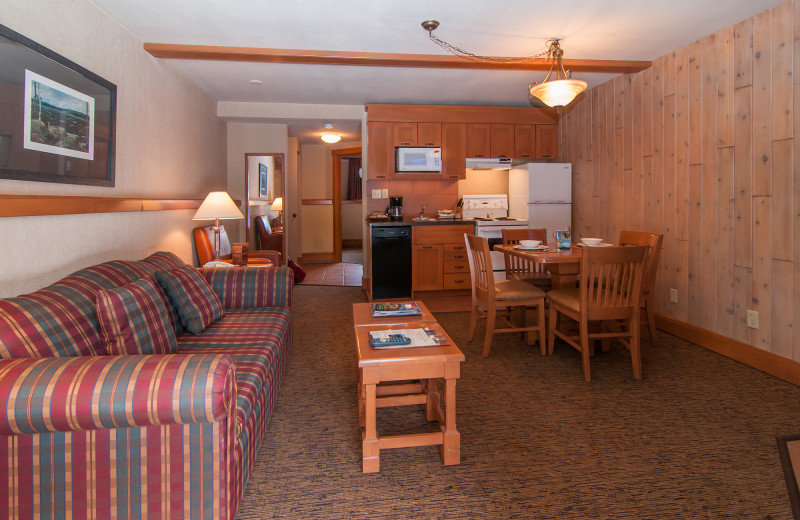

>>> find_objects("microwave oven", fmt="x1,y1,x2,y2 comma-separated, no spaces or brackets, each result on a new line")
395,147,442,172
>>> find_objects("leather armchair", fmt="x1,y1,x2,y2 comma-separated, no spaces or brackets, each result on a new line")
193,225,280,266
254,216,284,260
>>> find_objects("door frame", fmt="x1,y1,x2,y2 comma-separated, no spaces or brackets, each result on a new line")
244,152,286,263
331,146,362,263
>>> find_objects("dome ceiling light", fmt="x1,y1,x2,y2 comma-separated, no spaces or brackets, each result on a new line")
421,20,586,108
321,123,342,144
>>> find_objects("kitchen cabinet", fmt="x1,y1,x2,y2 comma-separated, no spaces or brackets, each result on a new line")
466,124,490,158
515,124,559,159
467,123,514,158
412,224,473,292
367,121,394,179
393,122,441,147
441,123,467,180
535,124,558,159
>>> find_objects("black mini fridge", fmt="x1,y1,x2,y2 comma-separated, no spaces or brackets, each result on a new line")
371,226,412,299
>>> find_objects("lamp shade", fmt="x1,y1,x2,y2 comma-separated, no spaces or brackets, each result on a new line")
529,78,588,108
270,197,283,211
321,133,341,144
193,191,244,220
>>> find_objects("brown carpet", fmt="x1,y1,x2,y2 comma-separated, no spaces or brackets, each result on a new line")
237,284,800,519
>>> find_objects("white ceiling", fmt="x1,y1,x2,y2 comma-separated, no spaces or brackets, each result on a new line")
91,0,784,144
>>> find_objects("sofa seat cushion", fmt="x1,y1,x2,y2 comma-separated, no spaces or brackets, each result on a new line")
96,277,178,355
156,267,224,335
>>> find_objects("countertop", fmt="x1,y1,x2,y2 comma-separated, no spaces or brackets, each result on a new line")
367,218,476,227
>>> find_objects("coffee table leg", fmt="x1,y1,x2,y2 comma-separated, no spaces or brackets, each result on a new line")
358,371,366,428
440,378,460,465
362,382,380,473
424,378,439,421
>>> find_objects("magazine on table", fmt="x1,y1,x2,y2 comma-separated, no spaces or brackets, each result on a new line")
368,327,448,349
371,302,422,317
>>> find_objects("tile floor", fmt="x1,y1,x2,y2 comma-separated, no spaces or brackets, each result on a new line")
300,261,363,287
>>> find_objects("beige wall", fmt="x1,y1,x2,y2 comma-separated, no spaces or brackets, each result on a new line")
560,0,799,361
0,0,226,297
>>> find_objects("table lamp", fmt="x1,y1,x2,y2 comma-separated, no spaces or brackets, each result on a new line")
270,197,284,230
193,191,244,261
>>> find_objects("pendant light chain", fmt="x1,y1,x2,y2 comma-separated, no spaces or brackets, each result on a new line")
423,22,552,63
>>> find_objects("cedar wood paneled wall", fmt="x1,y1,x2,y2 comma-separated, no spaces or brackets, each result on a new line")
560,0,799,361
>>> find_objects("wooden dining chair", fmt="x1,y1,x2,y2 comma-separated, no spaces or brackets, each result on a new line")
465,234,547,357
618,230,663,345
546,245,647,381
501,228,551,291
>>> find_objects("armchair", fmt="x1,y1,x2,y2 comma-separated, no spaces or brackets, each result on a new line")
254,216,284,262
193,224,280,266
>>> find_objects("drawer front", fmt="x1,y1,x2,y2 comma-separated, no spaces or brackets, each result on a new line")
443,243,468,262
413,225,474,245
443,273,471,290
443,261,469,274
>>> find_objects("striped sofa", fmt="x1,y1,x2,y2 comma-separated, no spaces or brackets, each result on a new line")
0,252,293,519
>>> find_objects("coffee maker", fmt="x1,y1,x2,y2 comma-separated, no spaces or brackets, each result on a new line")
385,196,403,221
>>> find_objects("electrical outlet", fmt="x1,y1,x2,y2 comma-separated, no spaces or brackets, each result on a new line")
381,189,389,198
669,288,678,304
371,189,381,199
747,310,759,329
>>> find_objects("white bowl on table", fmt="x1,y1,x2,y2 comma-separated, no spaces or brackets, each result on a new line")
581,238,603,246
519,240,541,248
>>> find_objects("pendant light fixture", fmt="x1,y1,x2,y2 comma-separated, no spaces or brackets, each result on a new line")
320,123,341,144
528,40,587,108
422,20,586,108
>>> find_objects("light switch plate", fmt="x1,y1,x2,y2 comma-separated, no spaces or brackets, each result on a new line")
371,189,381,199
669,288,678,304
381,189,389,198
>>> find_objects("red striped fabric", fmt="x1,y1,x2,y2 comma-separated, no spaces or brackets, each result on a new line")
96,277,178,356
200,266,293,309
155,267,224,335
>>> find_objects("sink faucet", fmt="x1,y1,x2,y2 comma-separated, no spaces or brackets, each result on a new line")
420,205,426,218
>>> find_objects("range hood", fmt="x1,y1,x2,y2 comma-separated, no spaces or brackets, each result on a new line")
465,158,530,170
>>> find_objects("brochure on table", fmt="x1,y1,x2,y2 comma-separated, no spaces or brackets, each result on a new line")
371,302,422,317
369,327,448,348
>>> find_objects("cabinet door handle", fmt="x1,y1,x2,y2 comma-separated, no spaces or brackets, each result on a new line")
453,280,465,284
453,266,464,269
422,245,433,249
424,141,435,146
453,255,464,259
496,154,507,158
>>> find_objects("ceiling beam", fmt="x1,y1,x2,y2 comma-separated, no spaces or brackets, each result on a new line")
143,43,651,74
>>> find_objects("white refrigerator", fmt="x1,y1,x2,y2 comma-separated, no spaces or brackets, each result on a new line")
508,163,572,239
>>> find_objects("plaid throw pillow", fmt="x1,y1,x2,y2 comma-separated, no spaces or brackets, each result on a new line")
96,277,178,355
155,267,224,335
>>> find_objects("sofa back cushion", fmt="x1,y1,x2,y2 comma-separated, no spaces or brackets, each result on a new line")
96,277,178,355
156,267,224,335
0,260,155,359
201,266,293,309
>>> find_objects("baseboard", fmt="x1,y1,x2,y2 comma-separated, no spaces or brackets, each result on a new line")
342,239,362,248
655,313,800,386
300,252,334,263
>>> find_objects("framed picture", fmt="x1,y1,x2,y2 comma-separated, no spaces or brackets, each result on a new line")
0,24,116,186
258,163,268,198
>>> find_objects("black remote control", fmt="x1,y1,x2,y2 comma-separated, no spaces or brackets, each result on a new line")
369,334,411,348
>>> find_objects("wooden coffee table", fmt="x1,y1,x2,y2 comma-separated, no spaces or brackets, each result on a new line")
353,305,464,473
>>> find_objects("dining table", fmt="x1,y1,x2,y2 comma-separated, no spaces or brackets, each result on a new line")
494,244,584,289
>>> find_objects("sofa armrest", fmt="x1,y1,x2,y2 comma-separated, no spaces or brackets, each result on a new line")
249,250,281,265
200,265,293,309
0,354,235,436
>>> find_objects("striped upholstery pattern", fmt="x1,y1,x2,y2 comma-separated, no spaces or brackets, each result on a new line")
96,277,178,355
0,354,239,519
156,267,224,335
0,253,293,520
200,266,293,309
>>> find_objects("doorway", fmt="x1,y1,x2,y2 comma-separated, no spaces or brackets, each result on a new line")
331,146,362,264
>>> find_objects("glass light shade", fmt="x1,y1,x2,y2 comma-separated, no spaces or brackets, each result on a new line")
321,133,342,144
192,191,244,220
270,197,283,211
529,78,588,108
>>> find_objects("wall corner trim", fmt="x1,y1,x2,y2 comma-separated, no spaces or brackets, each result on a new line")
655,313,800,386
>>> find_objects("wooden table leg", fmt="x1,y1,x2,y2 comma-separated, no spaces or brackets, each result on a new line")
362,382,380,473
440,377,460,465
357,371,365,428
424,378,439,421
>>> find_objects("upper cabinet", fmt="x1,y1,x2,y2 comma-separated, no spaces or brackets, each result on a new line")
366,104,559,179
515,124,558,159
367,122,394,179
393,122,441,147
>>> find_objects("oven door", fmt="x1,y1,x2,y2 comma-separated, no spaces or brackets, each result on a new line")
474,226,507,280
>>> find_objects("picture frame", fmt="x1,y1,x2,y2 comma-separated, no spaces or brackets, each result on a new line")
0,24,116,186
258,163,268,198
